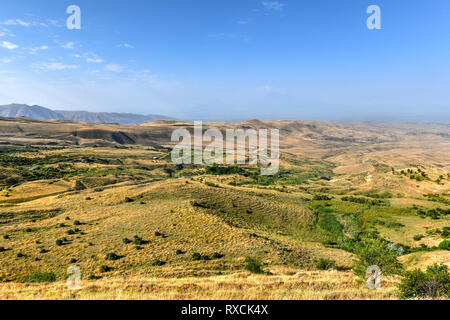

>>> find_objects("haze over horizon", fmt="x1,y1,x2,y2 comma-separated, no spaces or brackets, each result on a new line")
0,0,449,122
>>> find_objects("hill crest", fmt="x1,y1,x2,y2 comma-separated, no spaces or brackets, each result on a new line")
0,103,174,125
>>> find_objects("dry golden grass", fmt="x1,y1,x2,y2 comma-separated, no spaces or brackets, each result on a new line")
0,269,400,300
400,251,450,271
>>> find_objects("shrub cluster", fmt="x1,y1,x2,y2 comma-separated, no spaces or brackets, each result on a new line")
316,258,337,270
24,272,57,283
244,257,263,274
342,196,389,206
417,208,450,220
399,264,450,299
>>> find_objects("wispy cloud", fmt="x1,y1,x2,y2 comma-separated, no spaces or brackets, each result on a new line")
0,27,13,37
32,62,79,71
1,18,55,28
60,41,76,49
86,57,104,63
2,19,30,27
28,45,48,54
119,43,134,49
237,18,251,25
73,52,104,64
103,64,123,72
261,1,285,12
0,58,13,63
1,41,19,50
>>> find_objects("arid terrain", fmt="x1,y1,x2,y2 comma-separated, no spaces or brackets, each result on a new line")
0,117,449,300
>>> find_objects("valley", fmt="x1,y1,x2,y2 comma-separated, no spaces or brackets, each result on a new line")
0,117,448,300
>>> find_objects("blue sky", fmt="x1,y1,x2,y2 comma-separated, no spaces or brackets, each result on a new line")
0,0,449,121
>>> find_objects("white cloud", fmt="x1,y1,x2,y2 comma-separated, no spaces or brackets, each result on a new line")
2,19,30,27
1,41,19,50
16,19,31,27
32,62,79,71
120,43,134,49
0,58,13,63
1,18,51,27
103,64,123,72
73,52,104,64
262,1,285,11
0,27,12,37
60,41,75,49
86,57,104,63
29,45,49,54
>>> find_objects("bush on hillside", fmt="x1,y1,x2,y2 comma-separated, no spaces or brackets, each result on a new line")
399,264,450,299
24,272,57,283
244,257,263,274
316,258,337,270
353,238,404,277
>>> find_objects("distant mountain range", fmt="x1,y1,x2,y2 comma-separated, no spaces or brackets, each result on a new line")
0,104,175,125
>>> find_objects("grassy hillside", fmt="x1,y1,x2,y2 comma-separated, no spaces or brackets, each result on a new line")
0,119,449,299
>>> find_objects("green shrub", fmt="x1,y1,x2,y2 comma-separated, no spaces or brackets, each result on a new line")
99,265,113,273
399,264,450,298
69,258,77,263
413,234,424,241
442,227,450,238
124,197,134,203
56,239,64,246
74,220,81,226
122,238,132,244
313,195,331,201
353,238,403,277
192,252,201,260
24,272,57,283
176,249,184,255
0,247,6,252
211,252,224,260
133,235,144,245
205,165,244,175
152,260,166,266
192,252,210,261
438,240,450,250
244,257,263,274
105,253,120,261
316,258,337,270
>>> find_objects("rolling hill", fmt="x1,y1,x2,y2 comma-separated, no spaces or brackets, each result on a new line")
0,118,448,300
0,104,174,125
